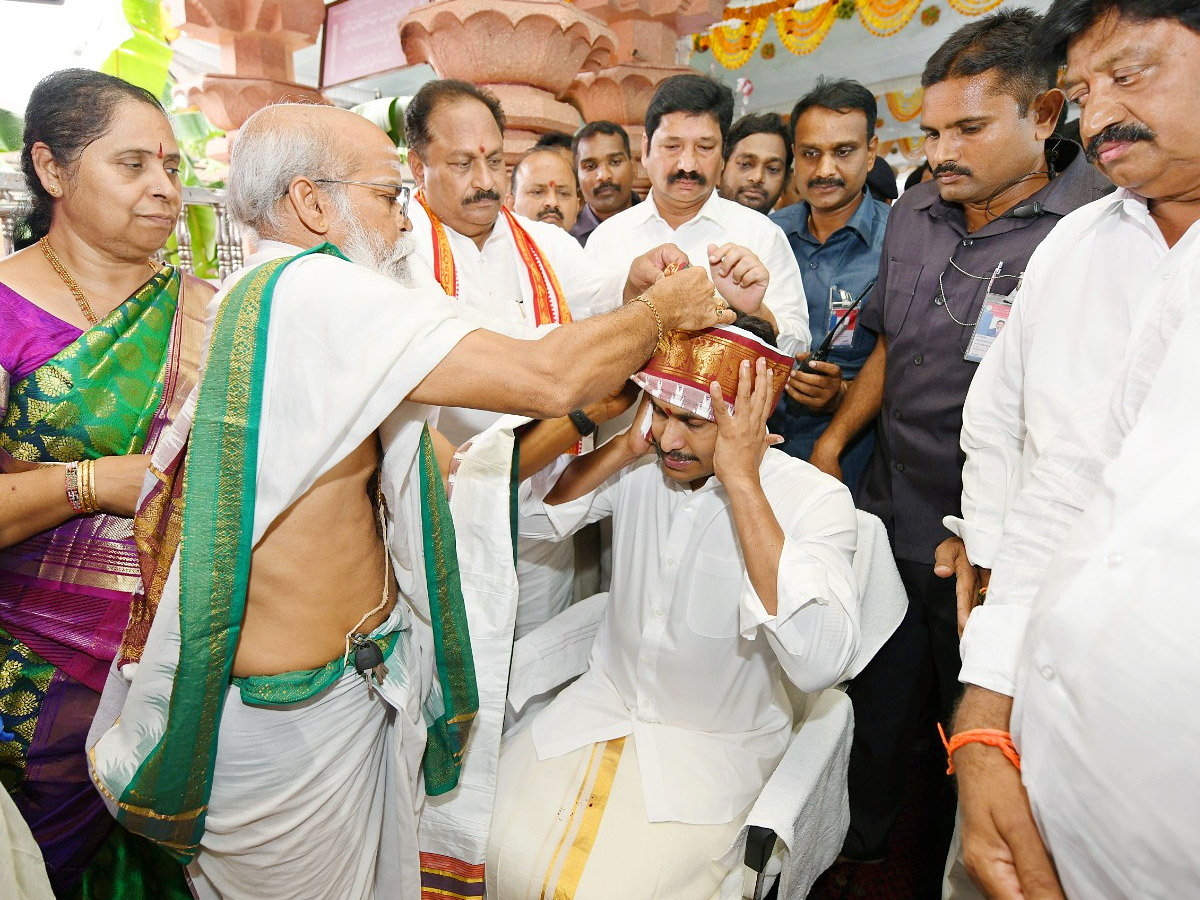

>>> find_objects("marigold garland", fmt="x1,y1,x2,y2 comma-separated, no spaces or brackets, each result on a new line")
700,0,1008,69
946,0,1004,13
773,4,838,56
858,0,922,35
884,87,924,121
896,135,926,161
711,15,770,68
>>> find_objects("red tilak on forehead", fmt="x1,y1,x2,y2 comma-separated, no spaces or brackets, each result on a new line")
479,144,485,154
158,143,163,159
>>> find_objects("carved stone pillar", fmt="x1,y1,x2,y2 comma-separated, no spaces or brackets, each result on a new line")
564,0,726,192
399,0,616,164
167,0,328,160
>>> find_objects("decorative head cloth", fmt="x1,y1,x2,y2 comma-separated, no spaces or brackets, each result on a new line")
632,324,793,422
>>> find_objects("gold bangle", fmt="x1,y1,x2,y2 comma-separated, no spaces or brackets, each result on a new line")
630,295,666,352
80,459,100,514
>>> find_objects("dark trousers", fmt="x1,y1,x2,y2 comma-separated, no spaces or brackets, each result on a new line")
842,558,962,893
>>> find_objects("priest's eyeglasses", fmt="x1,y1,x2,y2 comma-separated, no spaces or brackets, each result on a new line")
313,179,411,216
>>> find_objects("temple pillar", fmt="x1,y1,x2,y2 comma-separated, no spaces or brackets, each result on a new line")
399,0,616,166
565,0,726,191
166,0,328,160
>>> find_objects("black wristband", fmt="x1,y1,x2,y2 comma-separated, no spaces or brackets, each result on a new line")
568,408,597,437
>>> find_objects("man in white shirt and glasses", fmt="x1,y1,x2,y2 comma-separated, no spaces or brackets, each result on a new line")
943,1,1200,898
486,315,860,900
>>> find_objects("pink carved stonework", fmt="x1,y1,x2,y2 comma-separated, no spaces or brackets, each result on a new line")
178,75,326,132
563,0,724,191
400,0,616,164
167,0,329,159
566,61,687,129
569,0,726,64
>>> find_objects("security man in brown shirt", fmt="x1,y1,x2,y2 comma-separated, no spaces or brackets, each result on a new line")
808,10,1111,892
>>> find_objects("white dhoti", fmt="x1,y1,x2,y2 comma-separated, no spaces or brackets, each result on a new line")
486,726,743,900
187,608,430,900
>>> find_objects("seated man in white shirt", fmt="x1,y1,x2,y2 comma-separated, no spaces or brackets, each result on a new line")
586,74,811,358
486,315,861,900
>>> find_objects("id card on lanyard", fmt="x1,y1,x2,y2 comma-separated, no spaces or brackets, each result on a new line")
964,294,1013,363
827,284,858,348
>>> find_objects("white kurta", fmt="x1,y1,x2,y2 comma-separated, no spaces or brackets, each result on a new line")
585,189,811,357
408,204,621,636
954,203,1200,695
520,450,859,824
981,234,1200,900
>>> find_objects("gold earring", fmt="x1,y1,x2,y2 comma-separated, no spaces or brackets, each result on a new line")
48,186,60,196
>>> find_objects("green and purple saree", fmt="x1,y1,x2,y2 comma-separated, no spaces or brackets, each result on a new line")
0,266,206,898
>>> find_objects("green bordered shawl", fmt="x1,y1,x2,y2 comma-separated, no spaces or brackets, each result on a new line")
114,244,478,861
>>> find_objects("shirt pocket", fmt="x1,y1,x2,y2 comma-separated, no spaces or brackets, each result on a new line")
684,551,744,640
882,260,925,338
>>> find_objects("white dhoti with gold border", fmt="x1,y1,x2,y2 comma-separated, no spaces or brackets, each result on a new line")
486,726,744,900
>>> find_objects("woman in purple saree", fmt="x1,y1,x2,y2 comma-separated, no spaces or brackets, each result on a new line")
0,70,212,898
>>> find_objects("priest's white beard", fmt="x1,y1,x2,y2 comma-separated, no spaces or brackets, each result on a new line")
342,216,418,288
329,187,418,287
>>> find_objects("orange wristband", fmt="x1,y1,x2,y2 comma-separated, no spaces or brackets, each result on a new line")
938,723,1021,775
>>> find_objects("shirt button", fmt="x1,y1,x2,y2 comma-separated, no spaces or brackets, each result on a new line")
913,355,924,366
1106,551,1124,567
666,558,677,567
809,262,817,269
653,608,663,618
1040,665,1055,681
893,410,903,420
895,461,906,472
1160,271,1174,281
961,238,974,247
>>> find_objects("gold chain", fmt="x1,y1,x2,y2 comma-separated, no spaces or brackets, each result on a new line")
39,237,163,327
39,236,98,325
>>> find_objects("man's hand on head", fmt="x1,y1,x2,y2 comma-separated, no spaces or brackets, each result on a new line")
624,243,691,301
708,242,768,315
621,393,657,460
641,266,736,333
710,357,780,487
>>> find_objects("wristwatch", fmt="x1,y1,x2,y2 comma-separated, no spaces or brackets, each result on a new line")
568,408,597,437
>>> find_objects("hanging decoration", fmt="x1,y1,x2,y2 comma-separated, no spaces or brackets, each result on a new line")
699,0,1010,68
721,0,801,21
946,0,1004,13
895,135,926,161
858,0,922,35
761,41,776,58
773,3,837,56
710,15,770,68
884,87,924,122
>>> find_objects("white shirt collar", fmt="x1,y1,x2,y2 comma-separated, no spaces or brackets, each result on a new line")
636,187,728,230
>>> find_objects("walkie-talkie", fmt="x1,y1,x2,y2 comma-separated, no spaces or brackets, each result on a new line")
797,278,877,373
